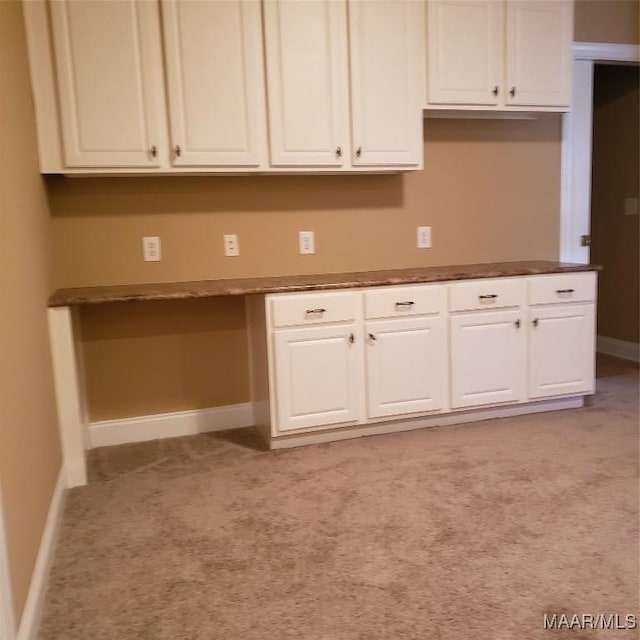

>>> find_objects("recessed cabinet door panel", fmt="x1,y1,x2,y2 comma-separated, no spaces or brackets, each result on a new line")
273,325,361,432
426,0,502,105
450,310,525,408
349,0,422,166
528,305,595,398
161,0,267,167
263,0,349,166
366,316,446,418
49,0,165,168
505,1,572,107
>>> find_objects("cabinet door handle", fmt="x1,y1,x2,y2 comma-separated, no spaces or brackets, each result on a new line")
355,146,362,159
349,333,355,344
150,145,158,158
478,294,498,300
556,288,575,294
395,301,414,308
533,318,539,327
305,308,326,316
335,146,342,158
515,319,521,329
174,145,182,157
509,87,516,97
368,332,377,341
492,85,499,96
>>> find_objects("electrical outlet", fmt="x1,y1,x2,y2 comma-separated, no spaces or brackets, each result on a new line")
299,231,315,254
224,234,239,256
624,197,639,216
417,226,431,249
142,236,161,262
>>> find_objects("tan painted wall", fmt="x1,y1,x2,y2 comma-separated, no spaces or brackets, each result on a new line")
0,0,62,626
48,117,563,420
574,0,640,44
590,64,639,344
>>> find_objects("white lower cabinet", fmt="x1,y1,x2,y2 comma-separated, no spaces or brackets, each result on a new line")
450,309,525,408
272,323,362,432
365,316,446,418
255,272,597,443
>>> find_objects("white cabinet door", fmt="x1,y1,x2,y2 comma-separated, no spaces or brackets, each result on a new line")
263,0,349,167
426,0,502,106
365,316,446,418
528,305,595,399
348,0,422,166
161,0,267,167
505,0,572,107
450,309,525,408
273,324,362,432
49,0,166,168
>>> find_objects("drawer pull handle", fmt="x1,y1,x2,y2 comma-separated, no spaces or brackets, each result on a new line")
395,301,414,308
478,294,498,300
533,318,539,327
515,319,521,329
349,333,355,344
368,332,377,341
305,308,326,315
556,289,575,294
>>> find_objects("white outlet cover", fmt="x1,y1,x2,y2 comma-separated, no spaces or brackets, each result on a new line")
142,236,161,262
299,231,315,254
417,226,431,249
224,234,239,256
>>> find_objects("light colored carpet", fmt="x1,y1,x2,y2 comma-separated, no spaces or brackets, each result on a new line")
38,365,639,639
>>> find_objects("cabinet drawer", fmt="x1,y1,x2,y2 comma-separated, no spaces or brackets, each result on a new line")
449,278,525,312
364,285,445,319
528,273,596,305
270,292,357,328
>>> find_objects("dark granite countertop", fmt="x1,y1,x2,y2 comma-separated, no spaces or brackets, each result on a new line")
48,261,601,307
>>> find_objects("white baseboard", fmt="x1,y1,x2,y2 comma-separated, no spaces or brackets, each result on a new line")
17,468,66,640
596,335,640,363
271,396,584,449
88,402,254,449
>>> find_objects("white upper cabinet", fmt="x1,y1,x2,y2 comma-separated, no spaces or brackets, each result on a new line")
161,0,267,167
426,0,502,106
505,1,572,107
263,0,349,167
49,0,166,168
425,0,573,111
348,0,422,166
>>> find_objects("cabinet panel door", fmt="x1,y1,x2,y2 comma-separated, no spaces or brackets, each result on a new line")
450,309,525,408
426,0,502,106
349,0,422,166
505,0,572,107
49,0,165,168
263,0,349,167
366,316,446,418
528,305,595,399
273,324,362,432
161,0,267,167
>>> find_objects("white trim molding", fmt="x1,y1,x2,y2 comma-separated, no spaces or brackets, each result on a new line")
573,42,640,63
17,469,66,640
597,335,640,363
88,403,254,449
560,42,640,264
0,487,16,640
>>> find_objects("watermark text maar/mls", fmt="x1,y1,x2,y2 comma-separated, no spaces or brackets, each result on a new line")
543,613,637,631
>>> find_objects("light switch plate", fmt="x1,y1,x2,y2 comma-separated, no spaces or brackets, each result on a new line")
624,197,639,216
142,236,161,262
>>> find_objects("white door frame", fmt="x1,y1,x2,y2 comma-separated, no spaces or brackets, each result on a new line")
560,42,640,264
0,487,16,640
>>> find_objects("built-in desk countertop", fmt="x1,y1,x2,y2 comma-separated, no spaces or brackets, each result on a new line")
48,260,601,307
